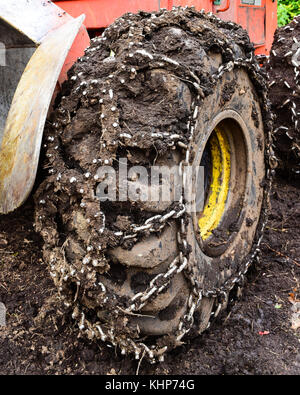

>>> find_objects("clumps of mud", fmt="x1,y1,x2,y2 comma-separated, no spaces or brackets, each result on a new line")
267,15,300,176
34,7,272,362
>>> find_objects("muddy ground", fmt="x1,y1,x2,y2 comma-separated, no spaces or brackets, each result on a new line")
0,175,299,375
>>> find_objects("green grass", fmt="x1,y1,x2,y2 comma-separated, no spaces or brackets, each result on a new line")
277,0,300,26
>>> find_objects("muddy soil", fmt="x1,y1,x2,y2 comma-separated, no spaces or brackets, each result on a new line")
0,175,299,375
267,15,300,177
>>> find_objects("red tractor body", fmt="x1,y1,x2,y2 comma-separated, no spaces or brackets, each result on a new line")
54,0,278,55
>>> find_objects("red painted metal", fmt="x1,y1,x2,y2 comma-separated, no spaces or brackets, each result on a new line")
55,1,164,29
211,0,277,55
173,0,212,11
59,24,90,84
238,2,266,53
54,0,277,55
265,0,278,56
217,0,230,13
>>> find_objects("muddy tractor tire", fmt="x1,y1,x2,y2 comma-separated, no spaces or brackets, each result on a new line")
34,8,274,362
267,15,300,177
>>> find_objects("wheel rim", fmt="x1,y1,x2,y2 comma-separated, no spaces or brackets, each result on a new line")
194,114,250,257
198,126,231,240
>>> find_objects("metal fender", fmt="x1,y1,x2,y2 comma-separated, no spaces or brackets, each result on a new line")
0,0,88,214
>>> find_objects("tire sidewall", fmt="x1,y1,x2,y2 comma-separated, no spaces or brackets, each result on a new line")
186,68,265,292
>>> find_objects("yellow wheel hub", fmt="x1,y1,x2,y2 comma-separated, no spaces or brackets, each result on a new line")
198,126,231,240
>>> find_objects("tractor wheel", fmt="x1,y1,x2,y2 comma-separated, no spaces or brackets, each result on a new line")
267,15,300,177
34,7,274,362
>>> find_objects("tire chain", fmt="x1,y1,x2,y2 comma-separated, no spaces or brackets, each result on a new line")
37,7,276,363
268,16,300,175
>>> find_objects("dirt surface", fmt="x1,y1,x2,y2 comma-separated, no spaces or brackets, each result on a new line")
0,175,299,375
267,15,300,177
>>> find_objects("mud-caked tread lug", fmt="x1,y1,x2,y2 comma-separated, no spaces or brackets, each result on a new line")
109,221,178,268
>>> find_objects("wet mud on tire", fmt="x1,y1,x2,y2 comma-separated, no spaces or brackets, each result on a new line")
32,7,275,361
267,15,300,177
